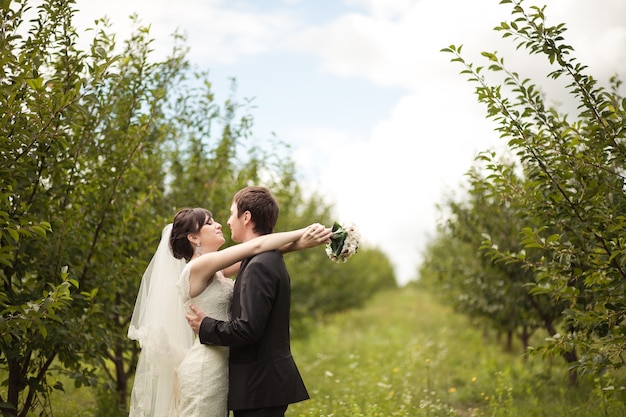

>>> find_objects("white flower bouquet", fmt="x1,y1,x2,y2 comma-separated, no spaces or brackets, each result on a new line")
326,221,360,263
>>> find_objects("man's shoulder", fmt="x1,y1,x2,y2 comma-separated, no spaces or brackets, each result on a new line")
240,250,287,282
249,249,282,263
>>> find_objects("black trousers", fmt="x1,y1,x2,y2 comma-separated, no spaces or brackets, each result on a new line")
233,405,288,417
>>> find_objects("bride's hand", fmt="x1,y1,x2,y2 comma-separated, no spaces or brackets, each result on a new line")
186,304,207,335
298,223,332,249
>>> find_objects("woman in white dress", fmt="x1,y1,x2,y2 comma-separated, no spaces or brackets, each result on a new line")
128,208,329,417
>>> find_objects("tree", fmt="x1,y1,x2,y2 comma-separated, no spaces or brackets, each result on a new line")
442,0,626,378
0,0,195,413
421,161,565,356
0,1,279,414
1,2,397,415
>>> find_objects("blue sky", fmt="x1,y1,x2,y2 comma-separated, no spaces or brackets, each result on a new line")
73,0,626,285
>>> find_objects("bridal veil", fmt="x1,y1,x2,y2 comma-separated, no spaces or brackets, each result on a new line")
128,224,194,417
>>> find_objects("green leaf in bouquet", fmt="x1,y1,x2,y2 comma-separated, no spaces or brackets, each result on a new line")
329,221,348,257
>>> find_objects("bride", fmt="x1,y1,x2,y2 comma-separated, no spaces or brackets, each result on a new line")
127,207,330,417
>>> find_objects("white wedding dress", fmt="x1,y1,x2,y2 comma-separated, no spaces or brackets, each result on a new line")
175,266,234,417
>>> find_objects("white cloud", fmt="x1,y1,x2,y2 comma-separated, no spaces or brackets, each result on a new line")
290,0,512,91
69,0,626,285
305,81,501,283
73,0,297,64
345,0,416,20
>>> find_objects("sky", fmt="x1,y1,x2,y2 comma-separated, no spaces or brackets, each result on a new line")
71,0,626,285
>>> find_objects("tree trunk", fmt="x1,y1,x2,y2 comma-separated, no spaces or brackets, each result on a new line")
505,330,513,352
6,357,20,417
520,326,531,360
562,349,578,385
114,339,128,409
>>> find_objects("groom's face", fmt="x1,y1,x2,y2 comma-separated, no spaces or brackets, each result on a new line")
227,202,244,243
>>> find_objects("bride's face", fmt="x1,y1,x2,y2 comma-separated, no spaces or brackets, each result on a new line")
198,215,225,251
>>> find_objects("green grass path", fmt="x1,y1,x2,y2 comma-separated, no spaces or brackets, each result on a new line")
288,286,626,417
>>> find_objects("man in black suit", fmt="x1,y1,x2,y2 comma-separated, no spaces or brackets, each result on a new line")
187,186,329,417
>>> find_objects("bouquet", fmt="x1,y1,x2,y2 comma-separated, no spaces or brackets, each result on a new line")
326,221,360,263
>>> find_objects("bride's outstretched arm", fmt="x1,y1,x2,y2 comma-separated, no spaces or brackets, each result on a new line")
221,225,332,277
190,224,328,283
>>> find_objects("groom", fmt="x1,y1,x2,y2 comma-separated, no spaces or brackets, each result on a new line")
186,186,329,417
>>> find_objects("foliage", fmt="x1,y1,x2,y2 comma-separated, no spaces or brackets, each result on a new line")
0,0,142,414
290,243,396,337
0,1,397,415
274,189,397,336
438,0,626,378
420,163,567,358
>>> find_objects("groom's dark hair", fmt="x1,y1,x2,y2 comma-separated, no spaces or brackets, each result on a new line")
233,186,279,236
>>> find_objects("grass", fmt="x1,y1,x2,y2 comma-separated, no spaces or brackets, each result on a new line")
15,286,626,416
287,287,626,417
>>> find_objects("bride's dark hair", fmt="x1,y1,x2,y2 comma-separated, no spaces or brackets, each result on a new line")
170,208,212,261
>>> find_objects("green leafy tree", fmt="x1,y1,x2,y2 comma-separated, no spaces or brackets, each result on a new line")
1,2,398,415
442,0,626,377
422,161,564,356
0,1,193,414
286,196,397,335
0,1,262,414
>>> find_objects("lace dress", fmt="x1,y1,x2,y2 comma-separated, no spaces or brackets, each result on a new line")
175,267,234,417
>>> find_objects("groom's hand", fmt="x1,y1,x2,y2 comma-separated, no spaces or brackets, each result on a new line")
186,304,207,335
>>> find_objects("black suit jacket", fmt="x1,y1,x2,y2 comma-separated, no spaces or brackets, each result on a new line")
198,250,309,411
